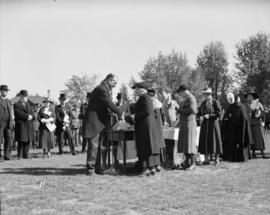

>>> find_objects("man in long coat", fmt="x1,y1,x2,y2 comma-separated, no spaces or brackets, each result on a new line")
55,93,76,155
0,85,13,160
83,74,122,175
14,90,35,159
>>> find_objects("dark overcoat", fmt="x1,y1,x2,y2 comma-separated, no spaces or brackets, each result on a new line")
222,103,252,162
198,98,223,155
0,97,13,128
134,93,160,161
14,100,35,142
55,105,67,135
83,83,122,139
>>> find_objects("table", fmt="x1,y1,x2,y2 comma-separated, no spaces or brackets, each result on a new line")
106,129,134,173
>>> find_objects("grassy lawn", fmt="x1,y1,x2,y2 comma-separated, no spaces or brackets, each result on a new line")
1,134,270,215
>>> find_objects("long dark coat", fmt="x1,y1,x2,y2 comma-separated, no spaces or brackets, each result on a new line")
134,93,160,161
0,97,13,128
55,105,68,136
83,83,122,139
14,100,35,142
177,92,198,154
198,98,223,155
222,102,252,162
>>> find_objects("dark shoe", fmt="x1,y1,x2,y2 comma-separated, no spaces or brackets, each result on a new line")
95,167,105,175
185,164,196,171
140,168,151,177
155,165,162,172
72,151,77,156
4,157,11,160
202,160,210,165
150,168,156,175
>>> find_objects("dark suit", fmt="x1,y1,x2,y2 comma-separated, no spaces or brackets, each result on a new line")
83,82,122,169
0,97,12,159
55,105,75,154
79,102,88,152
14,100,35,158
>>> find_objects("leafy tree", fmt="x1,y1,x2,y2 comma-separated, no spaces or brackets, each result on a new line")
197,41,229,99
139,50,192,99
63,74,99,107
235,32,270,101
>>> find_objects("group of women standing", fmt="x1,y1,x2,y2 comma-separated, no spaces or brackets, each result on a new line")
197,89,266,165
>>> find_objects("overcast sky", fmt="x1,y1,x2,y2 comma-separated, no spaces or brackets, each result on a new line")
0,0,270,100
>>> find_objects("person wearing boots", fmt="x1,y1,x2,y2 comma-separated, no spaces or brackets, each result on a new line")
0,85,13,160
176,85,198,170
14,90,35,159
55,93,76,155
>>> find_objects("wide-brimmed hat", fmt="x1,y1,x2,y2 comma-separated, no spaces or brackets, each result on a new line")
58,93,66,101
18,90,28,97
245,91,258,99
202,87,212,94
131,82,149,90
43,97,53,103
0,85,9,91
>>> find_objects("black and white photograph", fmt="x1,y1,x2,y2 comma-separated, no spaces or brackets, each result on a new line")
1,0,270,214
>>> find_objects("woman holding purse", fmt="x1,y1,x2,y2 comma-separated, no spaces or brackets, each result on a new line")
38,97,56,158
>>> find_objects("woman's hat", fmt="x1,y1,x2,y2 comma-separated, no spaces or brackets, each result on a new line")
202,87,212,94
58,93,67,101
18,90,29,97
43,97,53,103
0,85,9,91
245,91,258,99
132,82,149,90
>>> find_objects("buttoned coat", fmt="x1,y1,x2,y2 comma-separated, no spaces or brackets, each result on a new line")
83,83,122,139
14,100,35,142
0,97,13,128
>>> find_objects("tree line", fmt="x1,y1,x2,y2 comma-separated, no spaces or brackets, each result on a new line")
63,32,270,108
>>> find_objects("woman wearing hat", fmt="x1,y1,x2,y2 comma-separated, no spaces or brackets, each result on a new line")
222,93,252,162
132,82,161,175
245,91,266,158
197,88,222,165
37,97,56,158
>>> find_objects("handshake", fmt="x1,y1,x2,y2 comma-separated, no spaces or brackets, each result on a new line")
124,113,135,125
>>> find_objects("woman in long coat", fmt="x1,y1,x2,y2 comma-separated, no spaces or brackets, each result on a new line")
132,82,160,175
222,93,252,162
38,98,56,158
176,85,198,170
147,88,166,172
198,88,222,165
245,92,266,158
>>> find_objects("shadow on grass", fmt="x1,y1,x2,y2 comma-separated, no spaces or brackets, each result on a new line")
1,167,86,176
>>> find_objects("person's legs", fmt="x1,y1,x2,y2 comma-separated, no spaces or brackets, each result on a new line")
82,138,87,153
57,131,64,154
3,126,12,160
23,141,30,158
186,154,196,170
0,125,5,158
66,128,76,155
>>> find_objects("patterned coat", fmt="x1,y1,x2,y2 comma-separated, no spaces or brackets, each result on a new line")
177,92,198,154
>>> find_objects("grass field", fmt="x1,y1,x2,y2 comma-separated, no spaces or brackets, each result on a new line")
1,134,270,215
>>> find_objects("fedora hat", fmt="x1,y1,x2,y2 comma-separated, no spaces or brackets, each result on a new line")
43,97,53,103
18,89,28,97
202,87,212,94
0,85,9,91
58,93,66,101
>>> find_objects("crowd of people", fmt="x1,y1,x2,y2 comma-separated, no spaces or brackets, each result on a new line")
0,74,269,176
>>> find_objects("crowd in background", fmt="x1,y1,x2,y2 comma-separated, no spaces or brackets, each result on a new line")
0,76,269,175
